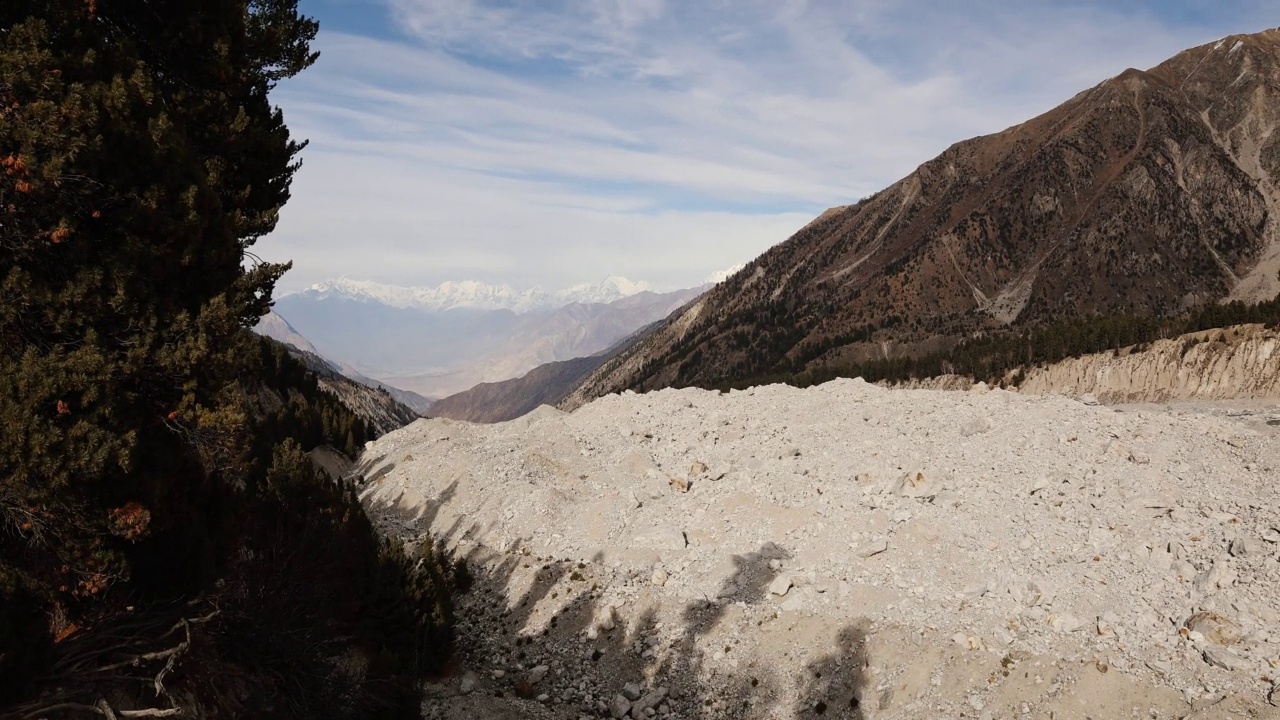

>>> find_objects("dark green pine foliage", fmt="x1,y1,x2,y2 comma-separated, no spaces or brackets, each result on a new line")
1,2,453,716
731,294,1280,391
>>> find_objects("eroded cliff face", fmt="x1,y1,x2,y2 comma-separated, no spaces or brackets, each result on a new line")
1014,324,1280,403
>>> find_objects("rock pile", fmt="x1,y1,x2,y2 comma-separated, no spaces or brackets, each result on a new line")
360,379,1280,719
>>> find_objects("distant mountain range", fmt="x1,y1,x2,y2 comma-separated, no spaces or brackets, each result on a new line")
301,275,654,313
271,276,708,400
563,27,1280,408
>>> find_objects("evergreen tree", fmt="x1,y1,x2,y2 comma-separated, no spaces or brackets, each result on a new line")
0,0,315,691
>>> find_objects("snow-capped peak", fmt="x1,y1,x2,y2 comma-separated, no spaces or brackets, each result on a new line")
705,263,746,284
298,276,653,313
556,275,652,305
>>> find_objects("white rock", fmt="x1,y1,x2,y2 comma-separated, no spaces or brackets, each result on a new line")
610,694,632,719
529,665,549,684
768,574,794,596
459,671,479,695
1195,561,1236,595
651,568,669,587
1049,613,1083,633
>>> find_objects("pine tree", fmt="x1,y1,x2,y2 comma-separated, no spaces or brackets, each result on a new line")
0,0,316,692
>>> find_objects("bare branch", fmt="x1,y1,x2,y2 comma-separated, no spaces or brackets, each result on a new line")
118,710,182,718
95,699,117,720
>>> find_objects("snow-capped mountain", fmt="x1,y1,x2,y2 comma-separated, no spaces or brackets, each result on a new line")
272,276,705,399
297,276,653,314
705,263,746,284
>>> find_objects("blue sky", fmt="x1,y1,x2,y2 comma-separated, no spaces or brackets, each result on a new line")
262,0,1277,293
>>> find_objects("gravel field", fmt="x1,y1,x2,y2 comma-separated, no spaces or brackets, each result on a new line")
358,379,1280,719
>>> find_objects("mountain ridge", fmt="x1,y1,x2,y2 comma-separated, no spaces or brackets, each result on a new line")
563,26,1280,408
293,275,656,314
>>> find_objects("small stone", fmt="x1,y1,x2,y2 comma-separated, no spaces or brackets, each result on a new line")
768,573,794,596
1229,537,1266,557
669,476,691,493
651,569,669,587
855,539,889,558
536,693,550,702
459,671,479,695
597,605,618,632
610,694,632,719
1049,613,1083,633
622,683,643,701
1262,528,1280,544
528,665,549,684
690,460,708,476
1203,646,1249,671
1194,561,1235,594
492,669,505,679
632,688,669,716
1080,393,1100,406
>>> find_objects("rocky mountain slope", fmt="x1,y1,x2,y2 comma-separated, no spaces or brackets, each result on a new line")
565,28,1280,407
428,353,612,423
256,311,434,414
279,341,422,436
1014,323,1280,402
275,281,705,399
359,382,1280,719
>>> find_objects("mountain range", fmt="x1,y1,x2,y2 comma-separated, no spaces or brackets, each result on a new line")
301,275,654,313
272,276,707,399
563,28,1280,408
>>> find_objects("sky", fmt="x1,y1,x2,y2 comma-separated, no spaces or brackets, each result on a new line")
261,0,1276,294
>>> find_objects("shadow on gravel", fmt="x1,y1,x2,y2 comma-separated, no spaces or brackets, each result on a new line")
387,498,871,720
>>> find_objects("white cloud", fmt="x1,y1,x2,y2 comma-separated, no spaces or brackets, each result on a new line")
259,1,1274,293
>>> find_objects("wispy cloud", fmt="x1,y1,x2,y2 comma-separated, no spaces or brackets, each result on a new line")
264,0,1274,292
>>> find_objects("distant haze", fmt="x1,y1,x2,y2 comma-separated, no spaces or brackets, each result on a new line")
271,275,708,398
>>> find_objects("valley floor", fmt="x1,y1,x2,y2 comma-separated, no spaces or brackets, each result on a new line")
358,381,1280,720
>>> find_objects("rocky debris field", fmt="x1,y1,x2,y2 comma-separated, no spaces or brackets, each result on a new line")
357,379,1280,719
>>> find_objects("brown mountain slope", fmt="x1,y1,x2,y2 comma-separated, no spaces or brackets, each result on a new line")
428,353,609,423
563,28,1280,408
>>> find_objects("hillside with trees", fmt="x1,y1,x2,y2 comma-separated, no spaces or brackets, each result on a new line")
563,28,1280,407
0,2,453,717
